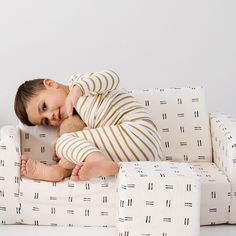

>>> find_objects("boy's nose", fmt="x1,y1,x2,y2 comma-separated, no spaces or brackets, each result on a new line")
46,112,54,121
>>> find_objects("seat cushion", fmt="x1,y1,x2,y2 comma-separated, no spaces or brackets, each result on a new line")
116,162,231,228
18,176,117,226
117,161,201,236
191,162,231,225
17,161,230,227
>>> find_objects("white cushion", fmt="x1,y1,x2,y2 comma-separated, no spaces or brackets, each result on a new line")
129,87,212,162
0,126,21,224
19,122,57,165
18,176,116,226
19,202,116,226
117,161,201,236
191,162,231,225
210,113,236,223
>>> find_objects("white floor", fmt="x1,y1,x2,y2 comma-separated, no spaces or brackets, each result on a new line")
0,225,235,236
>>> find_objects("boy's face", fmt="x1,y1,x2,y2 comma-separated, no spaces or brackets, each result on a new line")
26,79,69,127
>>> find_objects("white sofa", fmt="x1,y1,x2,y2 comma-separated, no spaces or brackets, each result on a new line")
0,87,235,231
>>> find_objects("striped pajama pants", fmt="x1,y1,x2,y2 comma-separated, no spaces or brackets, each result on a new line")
56,118,162,164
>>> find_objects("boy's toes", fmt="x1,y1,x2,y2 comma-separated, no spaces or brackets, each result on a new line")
21,162,27,175
21,154,29,161
20,155,29,176
70,163,84,181
71,164,81,175
21,161,26,167
70,175,80,181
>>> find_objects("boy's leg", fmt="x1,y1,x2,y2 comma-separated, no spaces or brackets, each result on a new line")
21,154,77,182
56,120,160,181
56,122,160,165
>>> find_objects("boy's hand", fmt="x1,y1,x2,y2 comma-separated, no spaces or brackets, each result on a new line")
51,140,60,162
65,85,83,116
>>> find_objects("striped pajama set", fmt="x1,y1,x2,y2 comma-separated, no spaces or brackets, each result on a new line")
55,70,162,164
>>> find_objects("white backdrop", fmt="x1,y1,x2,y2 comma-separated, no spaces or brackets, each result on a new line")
0,0,235,126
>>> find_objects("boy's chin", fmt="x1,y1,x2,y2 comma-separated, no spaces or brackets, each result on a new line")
58,116,68,126
52,119,64,127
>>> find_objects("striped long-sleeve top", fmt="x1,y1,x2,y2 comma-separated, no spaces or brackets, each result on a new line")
68,70,153,128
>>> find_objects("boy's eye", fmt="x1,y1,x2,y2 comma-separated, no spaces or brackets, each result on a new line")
42,102,47,111
44,118,49,125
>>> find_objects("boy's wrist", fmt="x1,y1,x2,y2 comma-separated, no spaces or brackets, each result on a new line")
72,84,83,96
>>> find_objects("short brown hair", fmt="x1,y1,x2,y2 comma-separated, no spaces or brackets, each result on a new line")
14,79,45,126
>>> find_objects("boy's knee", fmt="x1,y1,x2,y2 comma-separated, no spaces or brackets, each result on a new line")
57,132,73,142
55,133,74,154
59,158,75,170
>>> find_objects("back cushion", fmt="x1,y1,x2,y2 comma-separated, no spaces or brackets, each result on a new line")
128,87,212,162
19,122,57,164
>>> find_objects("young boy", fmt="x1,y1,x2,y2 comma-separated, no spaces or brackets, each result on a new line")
15,70,162,182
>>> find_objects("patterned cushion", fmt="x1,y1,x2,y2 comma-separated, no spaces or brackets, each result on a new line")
19,203,116,227
19,122,57,165
117,161,201,236
191,163,231,225
18,176,116,226
210,113,236,223
129,87,212,162
0,126,21,224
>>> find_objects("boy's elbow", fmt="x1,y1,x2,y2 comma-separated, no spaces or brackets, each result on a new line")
107,69,120,89
57,132,76,143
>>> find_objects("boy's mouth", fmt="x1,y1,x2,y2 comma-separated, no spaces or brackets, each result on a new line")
58,108,61,120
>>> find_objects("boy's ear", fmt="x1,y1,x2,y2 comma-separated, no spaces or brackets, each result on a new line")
43,79,59,89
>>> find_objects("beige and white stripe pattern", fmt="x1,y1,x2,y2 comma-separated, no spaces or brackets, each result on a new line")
56,70,162,163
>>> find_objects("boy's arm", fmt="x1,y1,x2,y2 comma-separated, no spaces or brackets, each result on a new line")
68,70,120,96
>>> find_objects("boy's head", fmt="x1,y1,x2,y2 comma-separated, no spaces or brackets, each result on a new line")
14,79,69,127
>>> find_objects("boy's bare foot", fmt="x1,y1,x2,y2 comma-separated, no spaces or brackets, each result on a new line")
21,154,72,182
70,163,84,181
70,161,120,181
